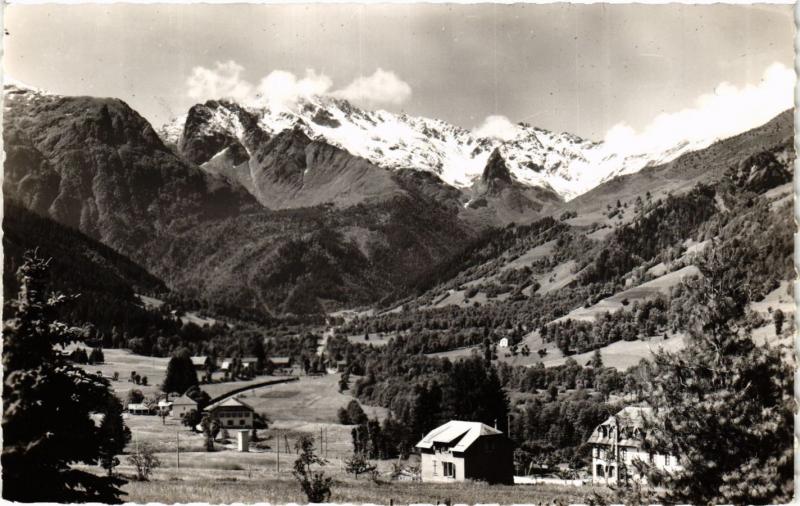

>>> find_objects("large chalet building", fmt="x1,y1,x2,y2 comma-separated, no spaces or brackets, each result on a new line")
204,397,255,429
588,406,682,485
416,420,514,484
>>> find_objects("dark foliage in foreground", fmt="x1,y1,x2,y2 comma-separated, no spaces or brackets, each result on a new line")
2,252,127,502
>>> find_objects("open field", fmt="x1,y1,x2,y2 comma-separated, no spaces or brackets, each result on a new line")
344,331,394,347
234,373,389,423
552,265,700,324
500,240,556,271
73,348,301,400
110,465,605,504
72,348,170,398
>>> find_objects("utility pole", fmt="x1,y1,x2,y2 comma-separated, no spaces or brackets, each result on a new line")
176,431,180,469
276,430,280,473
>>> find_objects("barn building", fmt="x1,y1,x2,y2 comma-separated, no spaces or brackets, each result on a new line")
268,356,293,374
171,394,198,419
205,397,255,428
588,406,682,485
416,420,514,484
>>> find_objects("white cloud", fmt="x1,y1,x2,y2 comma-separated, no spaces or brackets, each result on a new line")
185,62,411,110
331,68,412,106
254,69,333,109
186,60,253,103
472,115,520,141
603,62,796,156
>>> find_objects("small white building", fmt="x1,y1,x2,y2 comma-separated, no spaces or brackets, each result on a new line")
157,400,173,415
190,356,209,370
587,406,682,485
171,394,198,419
498,337,509,348
127,403,151,415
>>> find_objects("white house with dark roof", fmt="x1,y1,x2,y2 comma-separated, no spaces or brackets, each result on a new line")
170,394,198,419
204,397,255,428
190,356,208,370
416,420,514,484
588,405,682,485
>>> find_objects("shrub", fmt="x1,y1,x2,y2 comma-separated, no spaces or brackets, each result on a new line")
127,443,160,481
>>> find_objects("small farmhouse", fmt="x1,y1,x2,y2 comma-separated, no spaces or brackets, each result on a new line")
588,406,682,485
205,397,255,428
268,356,293,373
498,337,509,348
190,356,208,370
171,393,198,419
241,357,259,371
416,420,514,484
127,403,151,415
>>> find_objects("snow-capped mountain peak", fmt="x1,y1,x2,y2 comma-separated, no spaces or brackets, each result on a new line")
162,96,713,201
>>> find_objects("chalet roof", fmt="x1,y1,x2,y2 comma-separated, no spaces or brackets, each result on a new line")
204,397,254,413
127,403,149,410
588,405,654,447
269,356,292,365
190,356,208,366
416,420,503,452
171,394,197,406
241,357,258,363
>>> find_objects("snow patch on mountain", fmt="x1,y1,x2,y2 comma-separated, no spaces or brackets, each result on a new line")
162,96,715,201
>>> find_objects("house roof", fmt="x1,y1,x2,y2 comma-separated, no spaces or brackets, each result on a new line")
204,397,254,413
415,420,503,452
588,405,654,446
190,356,208,366
241,357,258,363
127,403,149,410
171,394,198,406
269,356,291,365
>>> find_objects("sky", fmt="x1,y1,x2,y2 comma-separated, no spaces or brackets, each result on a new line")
3,3,795,145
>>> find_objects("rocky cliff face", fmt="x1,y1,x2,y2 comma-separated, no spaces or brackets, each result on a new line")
3,85,256,259
2,84,479,314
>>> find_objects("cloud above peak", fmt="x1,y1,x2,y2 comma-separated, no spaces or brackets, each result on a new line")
603,62,795,156
471,115,520,141
186,62,411,110
331,68,412,106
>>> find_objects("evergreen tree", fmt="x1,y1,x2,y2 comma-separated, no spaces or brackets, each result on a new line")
162,348,198,394
773,308,785,335
98,395,132,476
640,251,793,504
590,348,603,369
338,370,350,392
441,356,509,432
2,252,126,502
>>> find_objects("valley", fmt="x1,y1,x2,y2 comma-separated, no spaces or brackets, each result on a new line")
2,81,794,504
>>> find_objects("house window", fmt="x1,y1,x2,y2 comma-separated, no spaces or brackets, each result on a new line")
227,420,233,426
596,464,605,477
442,462,456,478
593,447,599,458
620,448,627,461
649,452,654,464
608,466,615,478
432,460,437,476
665,455,671,466
240,419,245,425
